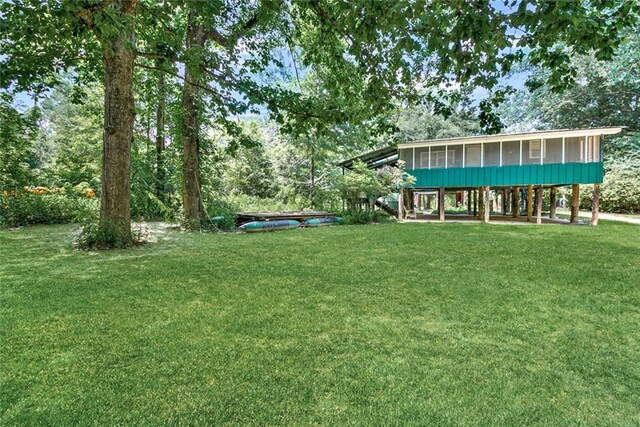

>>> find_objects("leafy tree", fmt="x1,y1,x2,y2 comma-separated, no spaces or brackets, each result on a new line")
2,0,638,239
499,25,640,212
336,160,415,211
38,84,103,189
0,96,38,189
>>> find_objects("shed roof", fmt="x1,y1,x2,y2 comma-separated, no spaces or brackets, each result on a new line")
338,145,398,170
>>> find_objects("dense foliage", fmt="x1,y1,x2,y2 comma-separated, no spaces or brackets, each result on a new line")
499,27,640,212
1,2,639,235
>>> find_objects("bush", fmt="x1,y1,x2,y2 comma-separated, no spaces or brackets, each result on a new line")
75,221,149,250
578,159,640,214
221,193,299,213
207,200,237,231
341,210,392,225
0,189,98,228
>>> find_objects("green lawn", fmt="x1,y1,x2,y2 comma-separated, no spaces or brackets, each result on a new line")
2,222,640,425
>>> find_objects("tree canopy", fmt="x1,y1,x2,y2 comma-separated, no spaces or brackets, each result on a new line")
1,0,639,242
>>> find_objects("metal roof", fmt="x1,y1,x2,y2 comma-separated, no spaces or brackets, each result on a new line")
338,127,626,170
338,145,398,169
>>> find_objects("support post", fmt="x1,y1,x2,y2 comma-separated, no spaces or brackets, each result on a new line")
512,186,519,218
549,186,557,219
527,185,533,222
473,189,477,217
536,186,543,224
478,187,484,220
570,184,580,224
398,189,403,220
484,186,490,223
467,190,472,215
591,183,599,226
501,190,507,215
438,187,445,221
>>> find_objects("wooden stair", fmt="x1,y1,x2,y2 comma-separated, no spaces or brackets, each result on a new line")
375,199,398,217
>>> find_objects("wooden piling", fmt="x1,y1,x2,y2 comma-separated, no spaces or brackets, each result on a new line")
501,190,507,215
512,186,519,218
473,189,477,217
536,186,543,224
527,185,533,222
591,183,599,226
438,187,445,221
570,184,580,224
549,186,557,219
484,186,490,223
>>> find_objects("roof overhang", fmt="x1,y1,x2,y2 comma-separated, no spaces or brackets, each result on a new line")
398,127,626,149
338,146,398,170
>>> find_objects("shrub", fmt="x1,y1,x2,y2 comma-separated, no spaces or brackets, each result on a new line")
207,200,237,231
341,210,392,225
0,189,98,228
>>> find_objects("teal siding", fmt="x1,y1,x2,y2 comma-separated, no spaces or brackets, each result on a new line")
406,162,603,188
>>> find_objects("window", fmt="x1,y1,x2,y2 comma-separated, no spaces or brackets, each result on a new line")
431,149,446,168
522,140,540,165
415,147,429,168
399,148,413,169
586,135,601,162
429,146,453,168
420,151,429,168
565,137,584,163
529,140,542,159
465,144,481,167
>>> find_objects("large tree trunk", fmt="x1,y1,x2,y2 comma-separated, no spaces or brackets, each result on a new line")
181,9,208,228
155,62,166,203
310,147,315,208
100,14,136,245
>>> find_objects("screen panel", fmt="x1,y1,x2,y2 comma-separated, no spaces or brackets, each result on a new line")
544,138,563,164
502,140,520,165
483,142,500,167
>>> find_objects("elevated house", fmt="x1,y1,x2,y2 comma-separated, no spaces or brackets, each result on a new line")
339,127,625,225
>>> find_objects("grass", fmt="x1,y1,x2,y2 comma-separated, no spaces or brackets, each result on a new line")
2,221,640,425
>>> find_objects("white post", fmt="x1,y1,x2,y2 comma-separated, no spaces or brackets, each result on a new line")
412,147,416,169
562,137,565,164
462,143,465,168
428,146,431,170
445,145,448,169
499,141,503,167
519,140,523,166
480,143,484,167
540,139,544,165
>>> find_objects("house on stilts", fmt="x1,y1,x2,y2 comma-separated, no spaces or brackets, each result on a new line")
338,127,625,226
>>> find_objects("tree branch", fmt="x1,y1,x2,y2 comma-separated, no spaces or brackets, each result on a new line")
133,49,178,62
134,62,217,95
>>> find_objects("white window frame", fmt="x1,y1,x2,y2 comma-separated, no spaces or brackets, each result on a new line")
431,150,447,169
529,139,542,160
465,144,481,168
419,151,429,168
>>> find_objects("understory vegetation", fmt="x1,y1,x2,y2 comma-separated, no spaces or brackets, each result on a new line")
2,222,639,425
2,19,640,234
